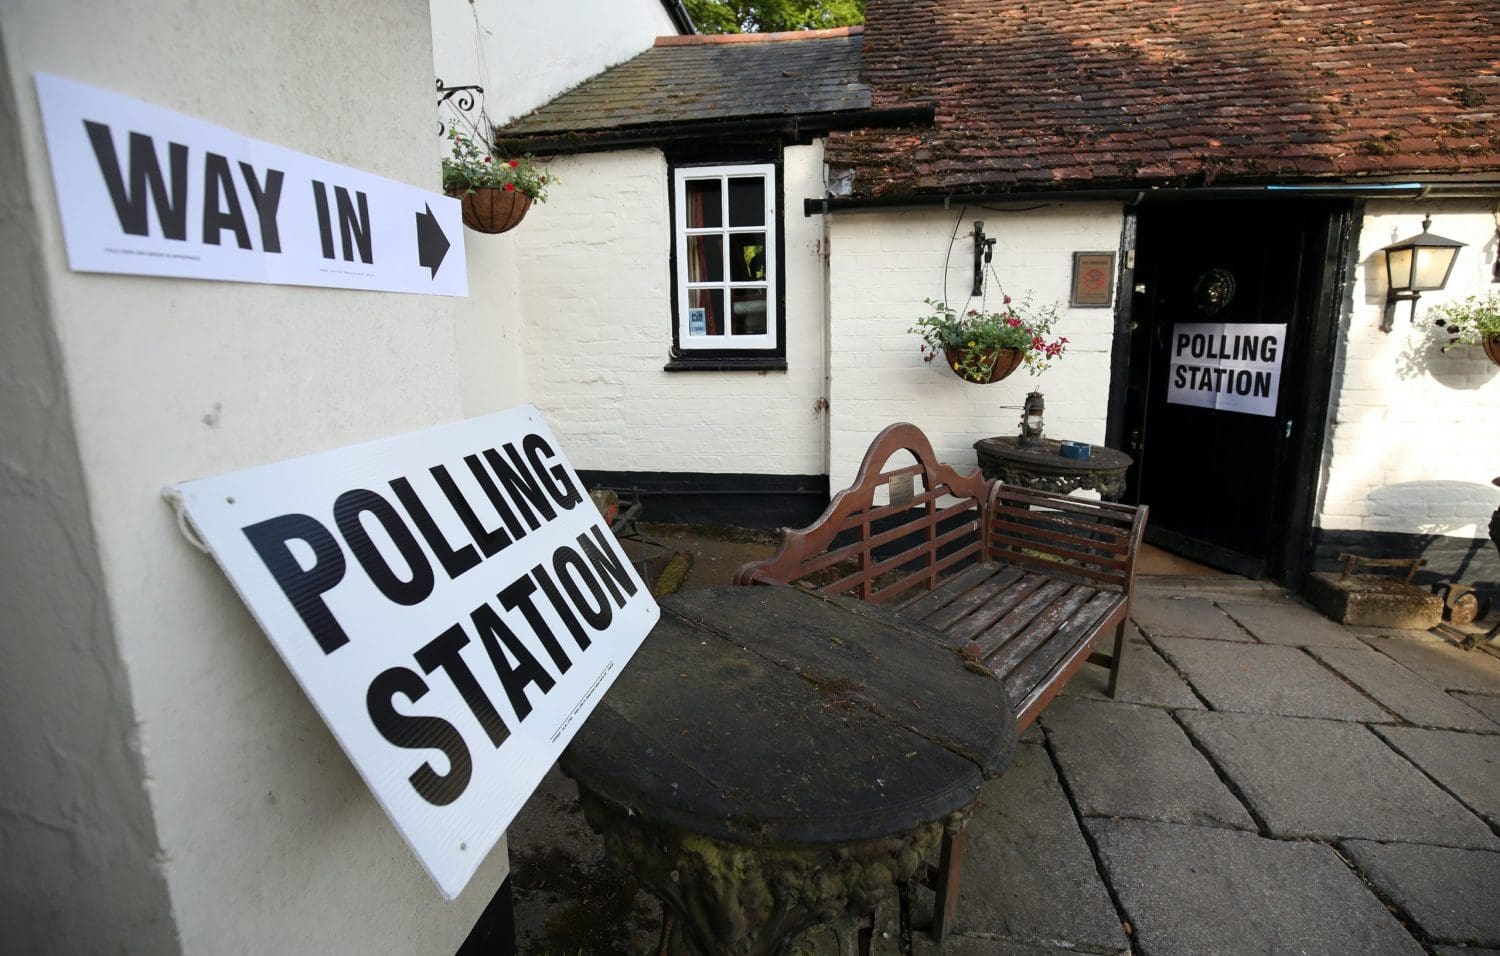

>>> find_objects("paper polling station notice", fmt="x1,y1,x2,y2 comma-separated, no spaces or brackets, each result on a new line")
167,407,658,899
1166,322,1287,418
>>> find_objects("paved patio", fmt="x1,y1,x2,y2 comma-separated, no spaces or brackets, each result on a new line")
508,531,1500,955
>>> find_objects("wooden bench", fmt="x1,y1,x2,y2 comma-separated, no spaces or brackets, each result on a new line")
734,421,1147,941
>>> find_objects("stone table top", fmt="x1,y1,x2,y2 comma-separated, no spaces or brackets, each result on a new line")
560,585,1017,847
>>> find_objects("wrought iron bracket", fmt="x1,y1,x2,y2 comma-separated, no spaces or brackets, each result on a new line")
972,220,996,296
436,78,484,136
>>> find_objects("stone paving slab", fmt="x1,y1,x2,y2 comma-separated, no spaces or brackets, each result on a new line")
1131,596,1253,642
953,743,1128,951
1374,726,1500,829
1041,697,1254,830
912,932,1120,955
1360,635,1500,694
1216,597,1368,648
1061,629,1203,710
1343,841,1500,947
1308,646,1498,731
1451,691,1500,728
1088,818,1424,956
1180,712,1500,848
1152,636,1392,722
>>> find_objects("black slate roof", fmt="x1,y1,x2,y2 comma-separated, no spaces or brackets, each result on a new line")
496,28,869,141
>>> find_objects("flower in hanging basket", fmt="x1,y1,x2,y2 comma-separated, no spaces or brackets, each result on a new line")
440,122,555,234
910,296,1067,383
1431,291,1500,366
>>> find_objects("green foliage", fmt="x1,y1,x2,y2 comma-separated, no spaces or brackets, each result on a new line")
910,296,1068,380
683,0,864,34
440,123,553,202
1431,291,1500,348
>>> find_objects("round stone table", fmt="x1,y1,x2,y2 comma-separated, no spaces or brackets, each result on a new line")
973,436,1134,501
560,585,1015,955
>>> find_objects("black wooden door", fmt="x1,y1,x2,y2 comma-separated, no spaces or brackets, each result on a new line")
1123,202,1333,579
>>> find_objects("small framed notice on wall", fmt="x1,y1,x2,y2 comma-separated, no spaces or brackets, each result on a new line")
1070,252,1116,307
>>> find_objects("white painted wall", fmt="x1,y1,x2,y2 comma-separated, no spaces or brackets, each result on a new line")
1,1,508,951
1317,200,1500,540
430,0,680,127
430,0,681,417
826,205,1125,490
515,144,829,478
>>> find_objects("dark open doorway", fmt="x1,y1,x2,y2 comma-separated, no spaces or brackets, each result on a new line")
1113,200,1352,582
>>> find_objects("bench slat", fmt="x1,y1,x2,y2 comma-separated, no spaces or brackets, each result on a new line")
865,537,988,607
977,583,1096,672
822,521,981,598
898,561,1002,616
884,546,994,611
989,530,1131,572
922,566,1030,633
987,516,1132,559
943,569,1043,643
984,546,1126,589
1004,591,1123,724
967,576,1075,659
786,501,979,583
988,503,1134,545
994,485,1139,519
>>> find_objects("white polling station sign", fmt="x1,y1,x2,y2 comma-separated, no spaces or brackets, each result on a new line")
166,406,657,899
1166,322,1287,417
34,72,466,296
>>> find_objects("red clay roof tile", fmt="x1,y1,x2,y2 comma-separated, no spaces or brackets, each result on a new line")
829,0,1500,196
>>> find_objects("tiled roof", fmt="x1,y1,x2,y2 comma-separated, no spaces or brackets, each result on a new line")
497,28,870,140
830,0,1500,196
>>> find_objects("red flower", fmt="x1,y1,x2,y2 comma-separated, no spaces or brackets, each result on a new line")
483,156,492,163
1003,295,1012,305
508,159,520,168
1004,317,1022,328
502,182,515,192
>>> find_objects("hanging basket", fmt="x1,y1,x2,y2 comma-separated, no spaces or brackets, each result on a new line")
447,186,532,234
944,346,1025,384
1484,335,1500,368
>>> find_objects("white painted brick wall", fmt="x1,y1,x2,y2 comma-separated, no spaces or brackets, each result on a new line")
1317,200,1500,539
827,204,1125,490
515,146,827,477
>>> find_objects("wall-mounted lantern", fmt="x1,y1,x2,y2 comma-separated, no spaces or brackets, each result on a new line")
1379,215,1465,332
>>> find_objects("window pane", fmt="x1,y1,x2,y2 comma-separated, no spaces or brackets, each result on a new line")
729,234,767,281
687,289,724,337
685,179,722,228
728,176,765,227
730,288,768,335
687,235,723,282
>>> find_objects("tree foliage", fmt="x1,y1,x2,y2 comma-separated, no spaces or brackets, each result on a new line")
683,0,865,34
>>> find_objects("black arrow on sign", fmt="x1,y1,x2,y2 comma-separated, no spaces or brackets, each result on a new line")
415,204,450,279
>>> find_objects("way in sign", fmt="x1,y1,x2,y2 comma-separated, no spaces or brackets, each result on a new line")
36,72,465,295
86,121,374,264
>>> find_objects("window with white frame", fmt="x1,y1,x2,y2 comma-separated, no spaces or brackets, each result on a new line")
672,163,778,354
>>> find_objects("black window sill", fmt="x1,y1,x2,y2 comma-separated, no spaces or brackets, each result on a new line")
664,356,788,372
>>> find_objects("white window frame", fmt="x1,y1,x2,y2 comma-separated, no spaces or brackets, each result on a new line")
672,163,777,352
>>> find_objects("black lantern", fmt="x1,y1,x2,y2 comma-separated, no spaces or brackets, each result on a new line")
1379,215,1465,331
1018,391,1045,446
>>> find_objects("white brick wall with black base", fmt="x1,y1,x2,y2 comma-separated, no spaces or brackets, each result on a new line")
825,203,1126,491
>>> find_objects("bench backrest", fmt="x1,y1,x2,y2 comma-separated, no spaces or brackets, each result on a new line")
736,422,991,605
985,483,1146,593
